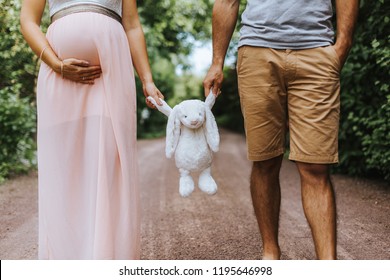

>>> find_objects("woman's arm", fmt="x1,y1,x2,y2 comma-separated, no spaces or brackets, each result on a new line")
122,0,163,107
20,0,102,84
20,0,61,72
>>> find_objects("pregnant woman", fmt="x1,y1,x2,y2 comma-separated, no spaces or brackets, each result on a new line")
20,0,163,259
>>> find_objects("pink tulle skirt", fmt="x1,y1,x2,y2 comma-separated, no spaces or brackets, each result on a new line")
36,12,140,259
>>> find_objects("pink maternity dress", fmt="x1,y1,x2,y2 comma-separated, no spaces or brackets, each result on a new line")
36,0,140,259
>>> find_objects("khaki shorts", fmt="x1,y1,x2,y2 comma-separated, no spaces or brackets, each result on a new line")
237,46,340,164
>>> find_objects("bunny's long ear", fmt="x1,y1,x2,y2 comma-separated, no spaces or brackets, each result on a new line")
166,106,181,158
147,96,172,117
205,90,217,109
204,105,220,152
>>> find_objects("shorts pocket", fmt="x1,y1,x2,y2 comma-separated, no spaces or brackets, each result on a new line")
327,45,341,70
236,46,248,74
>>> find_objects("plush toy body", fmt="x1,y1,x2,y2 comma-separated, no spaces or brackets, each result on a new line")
148,94,219,197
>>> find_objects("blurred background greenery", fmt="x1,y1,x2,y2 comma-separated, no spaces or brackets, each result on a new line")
0,0,389,183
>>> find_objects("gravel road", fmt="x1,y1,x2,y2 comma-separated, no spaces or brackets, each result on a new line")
1,130,389,260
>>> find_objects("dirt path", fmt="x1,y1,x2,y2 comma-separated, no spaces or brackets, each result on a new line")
0,130,389,260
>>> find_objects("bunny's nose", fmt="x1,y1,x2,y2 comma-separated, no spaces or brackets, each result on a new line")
190,120,199,126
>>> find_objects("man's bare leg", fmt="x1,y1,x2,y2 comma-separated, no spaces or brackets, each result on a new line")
296,162,337,259
250,155,283,260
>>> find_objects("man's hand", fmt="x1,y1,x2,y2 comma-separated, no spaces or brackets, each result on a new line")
332,41,352,68
203,63,224,97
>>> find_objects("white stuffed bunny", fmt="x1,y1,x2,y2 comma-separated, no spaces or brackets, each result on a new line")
147,93,219,197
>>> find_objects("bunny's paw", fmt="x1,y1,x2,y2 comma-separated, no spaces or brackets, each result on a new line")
179,176,195,197
198,173,217,195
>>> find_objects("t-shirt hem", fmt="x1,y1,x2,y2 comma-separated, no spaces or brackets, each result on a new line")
237,40,332,50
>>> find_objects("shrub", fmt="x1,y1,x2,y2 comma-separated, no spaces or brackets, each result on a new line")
0,87,36,183
336,1,390,181
0,0,38,183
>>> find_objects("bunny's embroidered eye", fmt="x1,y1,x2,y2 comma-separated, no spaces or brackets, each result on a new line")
184,115,187,118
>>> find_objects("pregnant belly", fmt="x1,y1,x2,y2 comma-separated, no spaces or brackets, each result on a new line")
48,14,101,65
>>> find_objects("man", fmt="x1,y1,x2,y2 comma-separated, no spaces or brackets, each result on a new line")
203,0,359,259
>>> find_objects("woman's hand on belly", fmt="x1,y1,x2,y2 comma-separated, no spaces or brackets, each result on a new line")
61,58,102,84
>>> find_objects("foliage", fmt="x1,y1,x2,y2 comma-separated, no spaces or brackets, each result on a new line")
174,73,203,101
136,0,213,138
136,57,176,138
0,0,37,182
213,67,244,133
336,0,390,180
0,88,36,183
138,0,212,59
0,0,37,98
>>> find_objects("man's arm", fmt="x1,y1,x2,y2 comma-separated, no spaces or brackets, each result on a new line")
334,0,359,68
203,0,240,96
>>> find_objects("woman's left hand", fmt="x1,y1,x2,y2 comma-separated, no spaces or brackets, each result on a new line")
143,82,164,109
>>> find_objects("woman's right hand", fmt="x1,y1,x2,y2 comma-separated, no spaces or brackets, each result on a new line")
58,58,102,84
143,81,164,109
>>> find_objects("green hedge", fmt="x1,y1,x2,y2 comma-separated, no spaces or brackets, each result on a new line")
0,0,37,183
336,0,390,180
0,88,36,183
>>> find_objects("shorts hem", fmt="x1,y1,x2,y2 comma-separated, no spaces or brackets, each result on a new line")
248,149,285,162
289,153,338,164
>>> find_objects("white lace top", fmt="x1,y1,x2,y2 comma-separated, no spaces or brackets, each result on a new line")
48,0,122,17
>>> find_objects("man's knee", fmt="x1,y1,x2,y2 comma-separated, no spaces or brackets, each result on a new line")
252,155,283,176
296,162,331,185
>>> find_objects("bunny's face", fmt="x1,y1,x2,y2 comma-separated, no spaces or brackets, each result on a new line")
177,100,206,129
